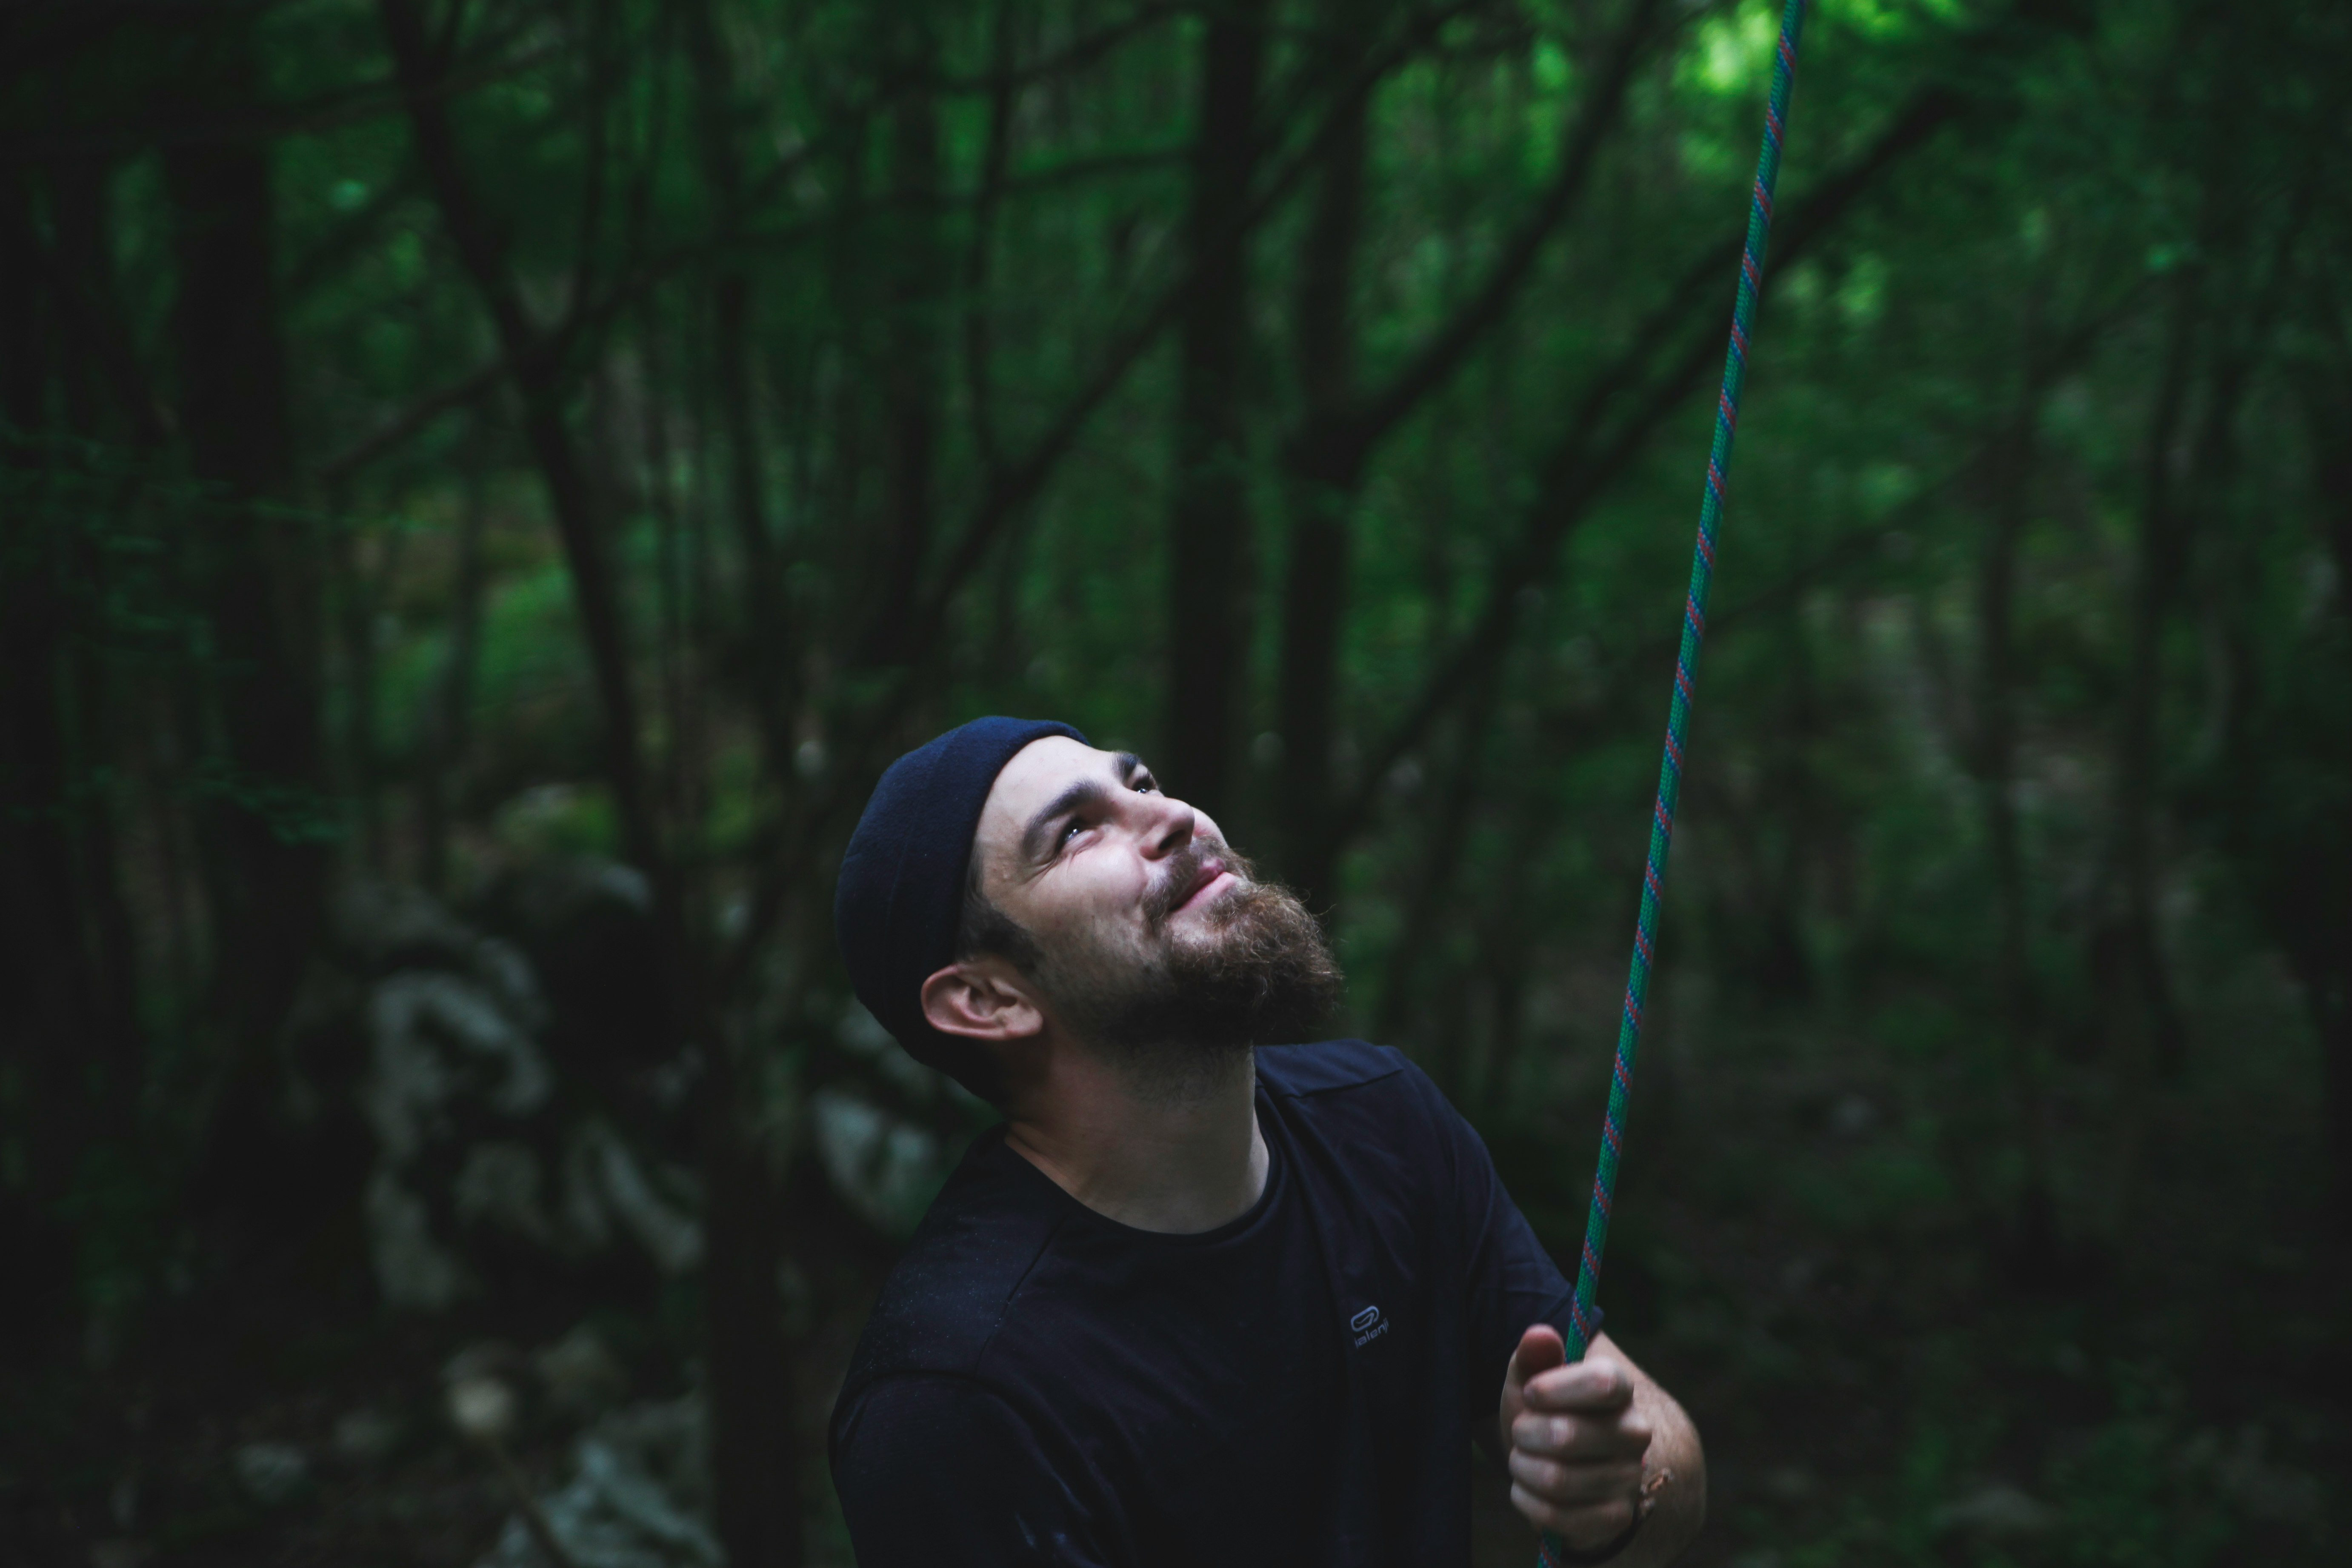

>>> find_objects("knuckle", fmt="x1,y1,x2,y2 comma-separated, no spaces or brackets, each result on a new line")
1509,1482,1564,1531
1522,1416,1573,1451
1535,1459,1605,1501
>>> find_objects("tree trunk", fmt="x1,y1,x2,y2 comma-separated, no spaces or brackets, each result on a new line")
166,13,328,1090
1972,399,2058,1276
419,465,489,895
1372,690,1500,1052
683,0,793,756
378,0,662,888
1275,0,1658,905
0,166,129,1264
1275,13,1369,906
700,1040,801,1568
684,5,804,1562
2287,370,2352,1234
1163,0,1267,821
872,17,944,668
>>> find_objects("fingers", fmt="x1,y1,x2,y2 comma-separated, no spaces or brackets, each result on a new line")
1507,1323,1567,1391
1511,1406,1652,1463
1509,1479,1640,1549
1504,1344,1652,1549
1521,1355,1636,1414
1508,1448,1645,1504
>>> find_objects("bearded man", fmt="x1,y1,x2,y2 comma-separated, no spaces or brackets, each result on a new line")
829,717,1704,1567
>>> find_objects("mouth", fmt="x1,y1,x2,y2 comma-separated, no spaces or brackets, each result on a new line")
1171,857,1234,915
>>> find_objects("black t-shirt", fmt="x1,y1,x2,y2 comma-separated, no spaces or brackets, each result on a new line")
829,1040,1590,1567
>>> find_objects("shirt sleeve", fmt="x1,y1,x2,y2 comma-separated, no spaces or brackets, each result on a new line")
833,1374,1111,1567
1415,1069,1598,1442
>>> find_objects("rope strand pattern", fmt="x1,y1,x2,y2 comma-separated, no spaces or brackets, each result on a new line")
1538,1,1806,1561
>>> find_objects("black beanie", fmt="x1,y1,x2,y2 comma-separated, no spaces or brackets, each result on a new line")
834,716,1087,1099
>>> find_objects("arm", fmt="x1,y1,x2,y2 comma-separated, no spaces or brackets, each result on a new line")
834,1376,1110,1567
1499,1328,1706,1566
1403,1059,1705,1559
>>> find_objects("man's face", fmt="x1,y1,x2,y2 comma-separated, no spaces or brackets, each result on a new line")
969,737,1338,1062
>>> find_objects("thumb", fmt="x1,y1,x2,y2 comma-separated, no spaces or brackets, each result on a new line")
1508,1322,1567,1392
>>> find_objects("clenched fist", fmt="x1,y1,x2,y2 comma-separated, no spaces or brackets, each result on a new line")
1498,1325,1696,1562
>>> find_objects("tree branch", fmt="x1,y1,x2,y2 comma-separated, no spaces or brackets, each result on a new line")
378,0,663,888
1317,79,1970,859
1315,0,1673,477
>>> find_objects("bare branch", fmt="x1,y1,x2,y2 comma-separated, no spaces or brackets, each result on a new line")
1318,81,1970,859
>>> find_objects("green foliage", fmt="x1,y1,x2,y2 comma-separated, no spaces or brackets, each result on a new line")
3,0,2347,1561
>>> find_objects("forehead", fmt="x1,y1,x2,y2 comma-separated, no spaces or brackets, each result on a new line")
972,736,1124,864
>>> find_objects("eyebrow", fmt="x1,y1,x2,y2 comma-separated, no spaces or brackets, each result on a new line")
1018,753,1146,865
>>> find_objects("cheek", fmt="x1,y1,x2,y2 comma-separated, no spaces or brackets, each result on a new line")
1026,851,1150,942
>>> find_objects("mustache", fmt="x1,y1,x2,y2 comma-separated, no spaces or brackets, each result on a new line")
1143,840,1249,928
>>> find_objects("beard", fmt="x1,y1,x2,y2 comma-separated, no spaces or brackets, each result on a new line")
1030,841,1341,1096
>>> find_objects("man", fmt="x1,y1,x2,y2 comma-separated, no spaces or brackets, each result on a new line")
830,717,1704,1566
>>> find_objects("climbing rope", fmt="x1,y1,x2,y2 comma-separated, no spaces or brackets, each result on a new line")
1538,0,1806,1561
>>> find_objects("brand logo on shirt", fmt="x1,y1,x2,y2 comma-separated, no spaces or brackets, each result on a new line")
1349,1304,1388,1347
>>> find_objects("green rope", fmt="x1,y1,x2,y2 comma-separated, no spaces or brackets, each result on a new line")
1538,1,1807,1561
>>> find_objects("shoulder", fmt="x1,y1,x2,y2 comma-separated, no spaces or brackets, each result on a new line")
1257,1038,1458,1125
837,1133,1064,1396
1257,1040,1488,1191
1256,1039,1466,1163
1255,1037,1420,1098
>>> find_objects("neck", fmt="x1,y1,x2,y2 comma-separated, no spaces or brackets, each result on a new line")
1001,1037,1266,1234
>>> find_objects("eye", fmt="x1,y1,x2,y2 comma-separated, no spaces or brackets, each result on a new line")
1132,773,1159,795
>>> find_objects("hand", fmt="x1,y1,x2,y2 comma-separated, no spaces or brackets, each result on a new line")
1500,1325,1654,1554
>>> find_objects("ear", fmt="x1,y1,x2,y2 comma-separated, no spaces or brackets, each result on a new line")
920,957,1045,1044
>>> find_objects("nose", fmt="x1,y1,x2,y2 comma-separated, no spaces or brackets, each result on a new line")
1136,789,1197,860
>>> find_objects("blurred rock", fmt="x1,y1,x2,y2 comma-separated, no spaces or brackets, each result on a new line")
537,1324,629,1422
454,1140,559,1246
1931,1481,2052,1538
366,1166,472,1311
338,878,703,1308
446,1340,530,1383
478,1394,718,1568
565,1118,703,1274
332,1406,402,1466
1829,1093,1877,1137
364,970,553,1161
448,1377,519,1445
351,882,556,1311
483,856,667,1088
813,1086,947,1237
445,1342,530,1445
2207,1424,2322,1525
231,1442,310,1507
837,1002,936,1100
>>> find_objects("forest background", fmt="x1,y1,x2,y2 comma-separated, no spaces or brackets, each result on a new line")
1,0,2345,1564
